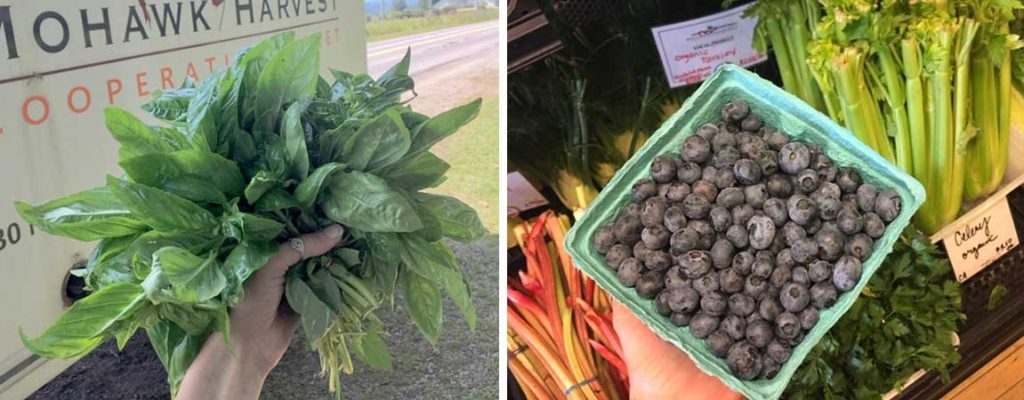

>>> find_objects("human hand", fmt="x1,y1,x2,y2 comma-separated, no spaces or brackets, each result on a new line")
612,301,741,400
178,225,345,400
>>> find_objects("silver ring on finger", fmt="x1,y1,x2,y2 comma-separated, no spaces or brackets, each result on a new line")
289,238,306,260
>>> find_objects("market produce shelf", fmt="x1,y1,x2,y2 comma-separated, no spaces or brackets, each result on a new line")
894,187,1024,400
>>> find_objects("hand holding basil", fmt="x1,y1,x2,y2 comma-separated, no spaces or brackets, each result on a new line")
16,32,485,398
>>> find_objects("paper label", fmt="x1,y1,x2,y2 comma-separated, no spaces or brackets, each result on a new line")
651,3,766,88
943,198,1019,282
507,172,548,217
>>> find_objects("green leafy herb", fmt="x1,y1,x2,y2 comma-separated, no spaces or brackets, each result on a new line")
15,32,485,399
987,284,1009,310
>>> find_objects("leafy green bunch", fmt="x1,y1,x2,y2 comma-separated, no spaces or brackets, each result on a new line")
785,228,964,399
15,32,485,398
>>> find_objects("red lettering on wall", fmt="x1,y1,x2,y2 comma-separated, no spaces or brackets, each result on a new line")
204,56,216,72
160,67,175,89
136,72,150,97
107,78,123,104
67,86,91,113
23,96,50,125
186,62,199,83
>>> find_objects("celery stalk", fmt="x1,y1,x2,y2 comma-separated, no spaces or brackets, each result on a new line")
945,20,978,224
917,28,955,234
964,54,999,201
765,18,801,96
995,24,1014,193
876,45,913,173
786,1,826,111
902,38,930,185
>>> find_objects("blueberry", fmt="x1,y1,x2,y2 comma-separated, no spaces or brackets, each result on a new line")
702,166,718,182
681,135,712,163
744,184,769,209
729,293,757,316
666,287,701,313
808,260,831,283
745,276,769,299
776,249,796,269
722,314,747,340
677,162,703,184
739,114,762,131
709,207,733,233
739,136,768,159
732,204,755,226
632,179,658,202
763,198,788,226
644,250,672,271
617,258,643,286
688,220,716,250
650,155,677,183
791,238,818,264
695,122,720,139
781,222,806,246
720,268,745,293
664,182,692,202
604,245,632,269
641,225,671,250
705,329,735,358
751,259,773,279
817,196,842,221
713,146,742,169
726,225,749,249
655,290,673,316
636,271,666,298
692,180,719,203
767,340,792,364
670,312,693,327
727,342,764,380
663,206,688,233
815,227,845,262
711,131,737,152
792,266,809,285
856,184,878,213
690,312,720,338
837,207,863,235
761,356,782,380
746,215,776,250
770,265,792,288
701,292,728,316
692,271,718,296
845,233,874,261
640,197,669,227
758,296,783,322
764,129,790,150
787,194,818,225
818,164,838,183
614,215,644,244
795,169,819,193
814,182,842,203
810,281,838,308
633,241,653,262
799,307,819,330
862,212,885,238
682,193,712,220
775,312,802,340
715,168,737,189
665,266,689,289
734,159,763,185
779,142,811,175
746,319,774,348
837,168,862,193
711,239,736,269
721,100,751,122
832,255,862,292
717,187,746,209
594,225,616,254
732,251,755,275
874,189,901,222
670,228,699,255
755,149,780,176
779,282,810,313
681,250,713,279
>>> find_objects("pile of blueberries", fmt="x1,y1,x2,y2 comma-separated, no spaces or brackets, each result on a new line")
592,100,901,380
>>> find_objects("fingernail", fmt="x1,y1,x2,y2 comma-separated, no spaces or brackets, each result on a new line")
324,224,344,239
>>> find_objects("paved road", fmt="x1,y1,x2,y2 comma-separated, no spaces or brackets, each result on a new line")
366,21,499,81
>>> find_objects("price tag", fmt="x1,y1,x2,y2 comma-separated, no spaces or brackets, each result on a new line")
943,197,1019,282
650,3,767,88
507,172,548,217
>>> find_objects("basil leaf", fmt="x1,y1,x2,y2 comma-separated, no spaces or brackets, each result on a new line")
375,151,450,191
185,69,225,151
147,320,205,397
14,187,149,241
322,171,423,232
376,48,410,88
413,193,487,242
120,150,246,198
253,34,320,133
437,260,477,331
85,234,142,290
282,102,310,179
308,268,344,314
221,241,277,304
143,88,194,122
244,171,282,204
406,98,481,155
286,277,336,345
105,108,181,160
294,162,346,209
222,212,285,242
107,176,218,234
403,272,442,345
156,303,216,336
20,283,146,358
254,188,301,211
240,32,294,128
352,326,393,371
343,109,411,171
153,247,226,303
396,234,449,282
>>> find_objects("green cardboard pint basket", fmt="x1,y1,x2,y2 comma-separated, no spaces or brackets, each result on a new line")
563,65,925,400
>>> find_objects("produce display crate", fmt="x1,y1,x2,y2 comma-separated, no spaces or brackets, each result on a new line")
563,64,925,400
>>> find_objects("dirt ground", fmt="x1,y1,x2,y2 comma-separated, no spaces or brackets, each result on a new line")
28,31,500,400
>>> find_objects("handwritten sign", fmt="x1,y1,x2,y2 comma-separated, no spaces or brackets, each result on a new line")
651,3,766,88
508,172,548,217
943,197,1019,282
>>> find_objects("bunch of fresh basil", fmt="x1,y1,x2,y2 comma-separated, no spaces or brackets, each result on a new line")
15,32,485,398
